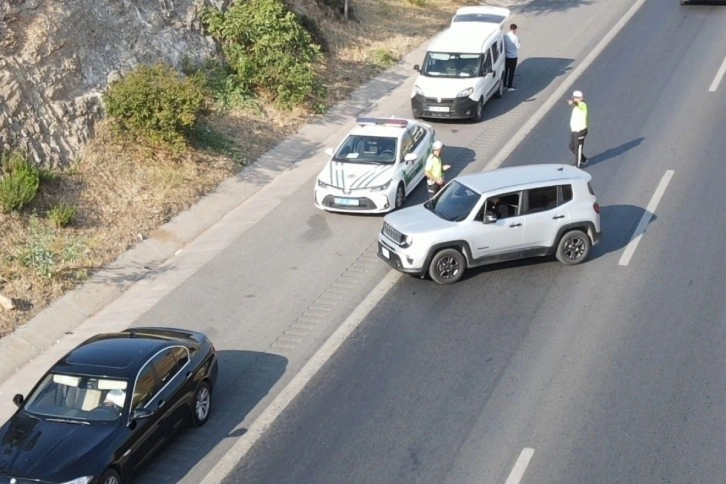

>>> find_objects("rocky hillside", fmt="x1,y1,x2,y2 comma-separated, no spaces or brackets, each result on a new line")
0,0,227,167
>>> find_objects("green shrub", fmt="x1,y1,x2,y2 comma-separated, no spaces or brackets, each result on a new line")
48,202,77,228
203,0,326,110
0,151,40,213
103,64,206,148
371,49,398,69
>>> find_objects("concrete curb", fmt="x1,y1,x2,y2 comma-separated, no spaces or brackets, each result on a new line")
0,34,433,385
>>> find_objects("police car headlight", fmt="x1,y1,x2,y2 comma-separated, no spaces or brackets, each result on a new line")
401,235,413,248
370,180,391,192
414,84,424,96
317,178,331,188
61,477,93,484
456,87,474,98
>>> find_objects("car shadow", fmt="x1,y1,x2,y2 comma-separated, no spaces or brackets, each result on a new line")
438,203,653,282
138,349,287,483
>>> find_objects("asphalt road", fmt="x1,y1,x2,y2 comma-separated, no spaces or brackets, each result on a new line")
224,2,726,483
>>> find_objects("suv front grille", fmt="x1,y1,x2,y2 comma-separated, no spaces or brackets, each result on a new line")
382,222,405,245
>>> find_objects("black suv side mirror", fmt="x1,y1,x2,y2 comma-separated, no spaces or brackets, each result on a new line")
12,394,24,407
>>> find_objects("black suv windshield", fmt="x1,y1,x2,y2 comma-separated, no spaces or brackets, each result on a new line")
422,52,482,78
333,135,398,164
425,180,480,222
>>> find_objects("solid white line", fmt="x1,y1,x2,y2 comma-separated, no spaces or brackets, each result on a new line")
505,448,536,484
201,0,652,480
618,170,674,266
708,56,726,92
200,269,402,484
487,0,649,170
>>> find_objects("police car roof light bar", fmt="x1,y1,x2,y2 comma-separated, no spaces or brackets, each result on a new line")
356,117,409,128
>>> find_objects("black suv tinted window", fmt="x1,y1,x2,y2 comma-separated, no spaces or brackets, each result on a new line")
525,186,558,214
133,364,160,410
153,347,188,385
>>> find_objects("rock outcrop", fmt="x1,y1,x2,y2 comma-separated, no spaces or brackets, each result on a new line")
0,0,227,167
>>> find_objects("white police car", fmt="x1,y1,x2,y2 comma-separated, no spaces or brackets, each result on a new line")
314,117,435,213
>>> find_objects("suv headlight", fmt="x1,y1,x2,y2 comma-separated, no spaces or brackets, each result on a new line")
370,180,391,192
456,87,474,98
317,178,331,189
414,84,424,96
401,235,413,248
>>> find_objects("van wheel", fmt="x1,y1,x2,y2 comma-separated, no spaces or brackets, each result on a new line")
556,230,591,265
428,248,466,284
495,78,504,99
394,183,405,210
473,98,484,122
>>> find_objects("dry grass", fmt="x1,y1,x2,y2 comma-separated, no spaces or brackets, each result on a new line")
0,0,474,336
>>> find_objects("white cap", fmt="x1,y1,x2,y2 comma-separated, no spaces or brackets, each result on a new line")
572,90,583,98
432,141,443,150
105,389,126,407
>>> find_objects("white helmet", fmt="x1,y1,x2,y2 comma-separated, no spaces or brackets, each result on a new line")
432,141,443,150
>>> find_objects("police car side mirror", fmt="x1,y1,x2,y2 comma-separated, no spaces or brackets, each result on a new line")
403,153,417,163
324,148,335,158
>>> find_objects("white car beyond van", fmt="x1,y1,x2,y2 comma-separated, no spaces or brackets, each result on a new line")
411,6,509,121
314,117,435,213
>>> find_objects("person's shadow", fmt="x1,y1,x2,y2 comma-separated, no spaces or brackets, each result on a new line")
588,137,644,167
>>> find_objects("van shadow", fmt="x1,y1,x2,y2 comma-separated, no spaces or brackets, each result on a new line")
458,204,653,281
427,57,574,126
588,137,644,167
138,350,288,483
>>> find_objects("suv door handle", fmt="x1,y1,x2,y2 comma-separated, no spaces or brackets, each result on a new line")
552,215,565,219
509,223,522,228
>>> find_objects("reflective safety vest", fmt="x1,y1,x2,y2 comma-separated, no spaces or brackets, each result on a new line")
425,153,443,180
570,101,588,132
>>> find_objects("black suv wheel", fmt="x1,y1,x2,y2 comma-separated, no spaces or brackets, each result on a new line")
429,248,466,284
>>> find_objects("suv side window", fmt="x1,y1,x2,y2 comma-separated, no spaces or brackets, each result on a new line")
482,191,520,219
561,184,573,203
525,186,558,214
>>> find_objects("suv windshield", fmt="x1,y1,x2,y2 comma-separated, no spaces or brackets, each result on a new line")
24,373,129,422
333,135,398,164
425,180,480,222
422,52,482,78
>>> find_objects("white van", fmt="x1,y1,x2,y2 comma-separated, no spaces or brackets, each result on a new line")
411,7,510,122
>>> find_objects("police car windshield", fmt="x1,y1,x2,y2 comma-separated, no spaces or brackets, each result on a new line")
422,52,482,78
426,180,481,222
333,135,398,164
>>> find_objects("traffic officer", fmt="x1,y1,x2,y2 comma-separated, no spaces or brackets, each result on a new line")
568,90,589,167
425,140,448,197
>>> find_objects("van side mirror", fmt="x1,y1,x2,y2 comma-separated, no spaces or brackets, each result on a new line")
414,64,420,72
13,394,24,407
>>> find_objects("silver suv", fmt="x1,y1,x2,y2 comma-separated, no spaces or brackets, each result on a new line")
377,164,601,284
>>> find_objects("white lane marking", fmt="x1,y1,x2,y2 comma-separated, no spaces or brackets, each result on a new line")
487,0,649,170
618,170,674,266
201,0,651,480
200,269,402,484
708,55,726,92
505,448,536,484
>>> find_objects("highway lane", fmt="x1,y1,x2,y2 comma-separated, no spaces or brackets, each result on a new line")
119,1,643,481
224,1,726,483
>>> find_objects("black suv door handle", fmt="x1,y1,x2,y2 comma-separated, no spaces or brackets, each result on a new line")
552,215,565,219
509,223,522,228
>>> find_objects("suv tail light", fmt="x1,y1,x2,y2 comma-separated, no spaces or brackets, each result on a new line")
593,202,600,214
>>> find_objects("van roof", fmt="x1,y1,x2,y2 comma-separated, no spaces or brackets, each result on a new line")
456,164,591,194
428,23,502,54
451,6,510,27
